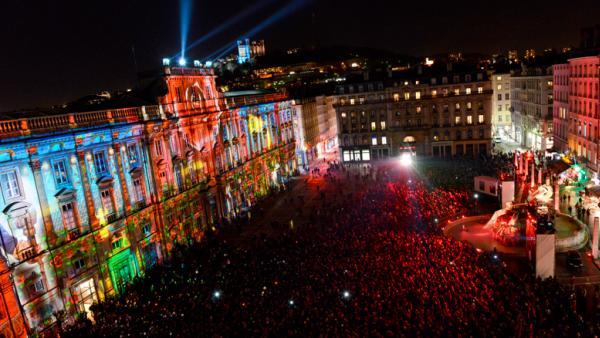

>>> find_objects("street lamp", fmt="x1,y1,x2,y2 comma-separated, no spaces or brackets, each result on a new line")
400,153,413,167
474,193,479,214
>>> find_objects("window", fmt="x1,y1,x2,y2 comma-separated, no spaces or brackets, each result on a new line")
33,279,45,293
343,151,351,162
497,84,502,90
415,91,421,100
341,112,347,118
361,150,371,161
478,114,484,124
380,121,386,130
371,136,378,146
53,160,69,185
94,152,108,175
498,105,502,112
101,190,114,215
133,178,145,202
498,115,503,122
61,202,77,230
112,238,123,250
359,97,365,104
381,136,387,145
416,106,422,114
455,116,461,124
74,258,86,272
455,103,461,110
454,88,460,96
142,223,151,235
505,104,510,111
154,139,163,156
466,102,472,110
350,98,356,105
497,76,502,81
0,170,21,200
505,93,509,100
404,92,410,100
477,87,483,94
466,88,472,95
371,122,376,131
127,144,139,165
467,115,473,125
497,94,502,101
431,90,437,97
393,93,400,102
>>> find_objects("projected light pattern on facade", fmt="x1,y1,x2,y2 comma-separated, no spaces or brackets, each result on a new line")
0,66,296,336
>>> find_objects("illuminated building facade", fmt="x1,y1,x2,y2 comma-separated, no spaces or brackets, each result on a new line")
564,55,600,171
335,68,493,161
553,63,570,153
0,66,295,335
510,66,554,151
491,73,512,140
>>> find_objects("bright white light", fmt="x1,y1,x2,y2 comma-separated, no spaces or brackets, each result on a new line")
193,60,201,67
162,58,170,66
213,291,221,299
400,153,413,167
289,300,294,306
342,290,351,299
474,193,479,199
205,61,213,67
178,57,187,66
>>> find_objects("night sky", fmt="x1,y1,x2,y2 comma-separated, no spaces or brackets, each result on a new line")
1,0,599,111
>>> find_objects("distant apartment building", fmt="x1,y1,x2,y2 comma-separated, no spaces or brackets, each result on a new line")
334,67,493,162
566,55,600,171
491,73,512,140
553,63,570,153
510,66,554,151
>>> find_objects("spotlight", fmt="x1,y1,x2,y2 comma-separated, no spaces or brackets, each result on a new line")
213,290,221,300
342,290,351,299
288,299,294,306
400,153,413,167
178,57,187,66
162,58,171,66
474,193,479,199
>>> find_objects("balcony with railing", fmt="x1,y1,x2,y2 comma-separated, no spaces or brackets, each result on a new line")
0,104,174,140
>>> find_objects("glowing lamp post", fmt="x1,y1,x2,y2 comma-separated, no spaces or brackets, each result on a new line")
474,193,479,214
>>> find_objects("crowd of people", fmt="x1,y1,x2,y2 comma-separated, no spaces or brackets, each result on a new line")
64,160,595,337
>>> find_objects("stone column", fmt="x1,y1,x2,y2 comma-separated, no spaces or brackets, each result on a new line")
113,143,131,213
29,160,57,246
77,151,98,229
